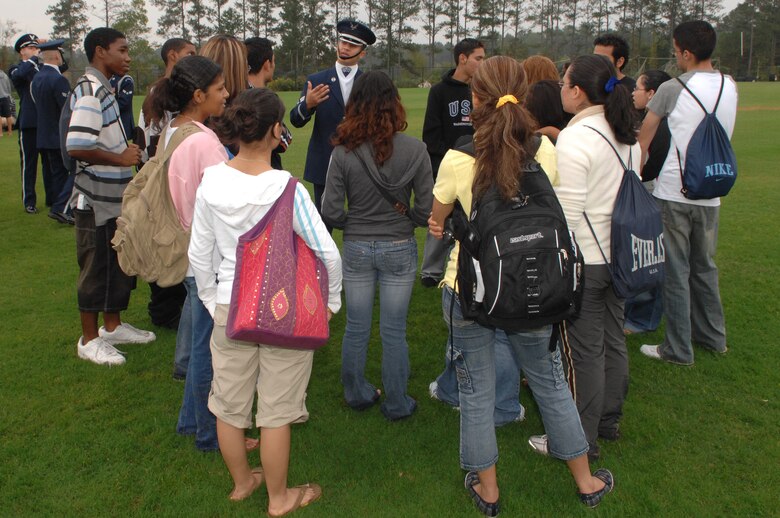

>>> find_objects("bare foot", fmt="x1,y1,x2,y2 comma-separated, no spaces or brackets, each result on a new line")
268,483,322,517
229,467,264,501
245,437,259,452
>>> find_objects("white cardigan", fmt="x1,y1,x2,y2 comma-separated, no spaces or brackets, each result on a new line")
555,105,641,265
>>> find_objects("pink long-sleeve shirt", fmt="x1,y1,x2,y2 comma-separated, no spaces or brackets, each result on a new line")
168,121,228,230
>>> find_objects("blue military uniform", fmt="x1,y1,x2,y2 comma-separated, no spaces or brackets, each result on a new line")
289,20,375,214
9,34,41,213
290,66,360,208
30,39,74,223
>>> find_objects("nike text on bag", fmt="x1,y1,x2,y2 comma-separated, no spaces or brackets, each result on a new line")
452,146,583,331
584,126,664,299
675,72,737,200
111,124,201,287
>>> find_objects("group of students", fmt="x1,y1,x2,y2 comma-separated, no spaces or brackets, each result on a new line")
27,15,733,517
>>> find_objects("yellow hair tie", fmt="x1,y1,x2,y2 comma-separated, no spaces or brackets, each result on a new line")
496,94,519,108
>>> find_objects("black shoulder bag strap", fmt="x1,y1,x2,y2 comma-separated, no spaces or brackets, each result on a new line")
674,72,725,194
352,147,412,219
580,125,634,270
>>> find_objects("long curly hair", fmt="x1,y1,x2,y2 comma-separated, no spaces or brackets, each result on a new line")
332,71,407,166
470,56,538,201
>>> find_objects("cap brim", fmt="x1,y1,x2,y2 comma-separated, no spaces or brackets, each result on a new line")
338,34,368,47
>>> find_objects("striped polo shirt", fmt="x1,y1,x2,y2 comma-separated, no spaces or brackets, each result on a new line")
67,66,132,225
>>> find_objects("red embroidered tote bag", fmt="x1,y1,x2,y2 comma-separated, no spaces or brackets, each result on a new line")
226,178,330,349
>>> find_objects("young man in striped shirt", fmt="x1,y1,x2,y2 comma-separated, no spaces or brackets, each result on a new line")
66,28,154,366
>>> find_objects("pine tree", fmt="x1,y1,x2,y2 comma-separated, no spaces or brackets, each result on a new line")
45,0,90,57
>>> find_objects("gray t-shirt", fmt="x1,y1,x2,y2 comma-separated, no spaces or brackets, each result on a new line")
0,70,13,99
647,70,737,206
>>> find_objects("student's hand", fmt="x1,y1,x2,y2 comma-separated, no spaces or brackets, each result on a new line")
428,213,444,239
119,144,142,166
327,309,333,322
305,82,329,110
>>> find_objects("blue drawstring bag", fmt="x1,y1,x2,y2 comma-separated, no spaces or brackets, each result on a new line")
583,127,665,299
675,72,737,200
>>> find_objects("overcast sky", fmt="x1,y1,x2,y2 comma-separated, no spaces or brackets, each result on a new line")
5,0,742,49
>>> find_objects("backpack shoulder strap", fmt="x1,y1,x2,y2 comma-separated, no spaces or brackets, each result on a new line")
583,125,633,172
674,72,726,115
159,122,203,161
583,212,612,270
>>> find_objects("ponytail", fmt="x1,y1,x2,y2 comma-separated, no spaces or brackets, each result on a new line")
567,54,638,145
214,88,284,146
604,82,637,145
470,56,539,201
142,55,222,133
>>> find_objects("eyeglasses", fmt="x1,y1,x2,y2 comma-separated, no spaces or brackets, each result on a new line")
633,87,648,92
558,81,571,89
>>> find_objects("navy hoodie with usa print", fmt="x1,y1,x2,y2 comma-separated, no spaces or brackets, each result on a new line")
422,69,475,178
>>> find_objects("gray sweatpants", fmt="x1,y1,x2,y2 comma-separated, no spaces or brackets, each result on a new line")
561,265,628,446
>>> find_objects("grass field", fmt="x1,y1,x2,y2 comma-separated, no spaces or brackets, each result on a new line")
0,84,778,517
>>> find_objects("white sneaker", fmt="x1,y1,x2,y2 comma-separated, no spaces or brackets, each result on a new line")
640,344,662,360
528,434,549,456
78,336,126,366
429,381,460,411
99,323,156,345
428,381,440,400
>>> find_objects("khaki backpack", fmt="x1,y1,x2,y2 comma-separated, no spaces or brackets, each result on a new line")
112,123,202,287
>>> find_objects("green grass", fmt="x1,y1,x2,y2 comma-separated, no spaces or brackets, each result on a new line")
1,84,779,516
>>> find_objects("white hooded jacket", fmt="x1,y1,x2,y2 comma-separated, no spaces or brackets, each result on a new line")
188,164,342,317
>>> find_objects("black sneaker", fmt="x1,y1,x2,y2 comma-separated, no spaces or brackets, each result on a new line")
25,206,38,214
48,211,75,225
578,468,614,508
598,426,621,442
420,276,439,288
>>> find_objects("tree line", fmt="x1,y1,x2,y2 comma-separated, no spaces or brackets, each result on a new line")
1,0,777,87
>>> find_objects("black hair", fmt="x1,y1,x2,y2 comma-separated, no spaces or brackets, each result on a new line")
161,38,194,65
525,80,568,131
593,33,630,71
245,37,273,73
638,69,672,93
673,20,717,62
143,56,222,131
215,88,284,145
84,28,126,62
453,38,484,66
567,54,638,145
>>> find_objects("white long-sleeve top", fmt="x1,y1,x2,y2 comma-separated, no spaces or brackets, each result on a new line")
555,105,641,265
188,164,342,317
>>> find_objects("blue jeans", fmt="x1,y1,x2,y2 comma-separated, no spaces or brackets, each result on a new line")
624,287,663,333
442,287,587,471
341,239,418,420
658,201,727,364
176,277,217,451
420,231,451,280
434,301,524,426
173,288,192,377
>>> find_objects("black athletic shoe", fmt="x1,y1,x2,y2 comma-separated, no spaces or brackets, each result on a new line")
25,206,38,214
420,276,439,288
48,211,75,225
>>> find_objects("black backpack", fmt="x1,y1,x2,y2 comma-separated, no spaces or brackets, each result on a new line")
59,77,92,175
675,72,737,200
583,126,665,299
452,140,583,331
